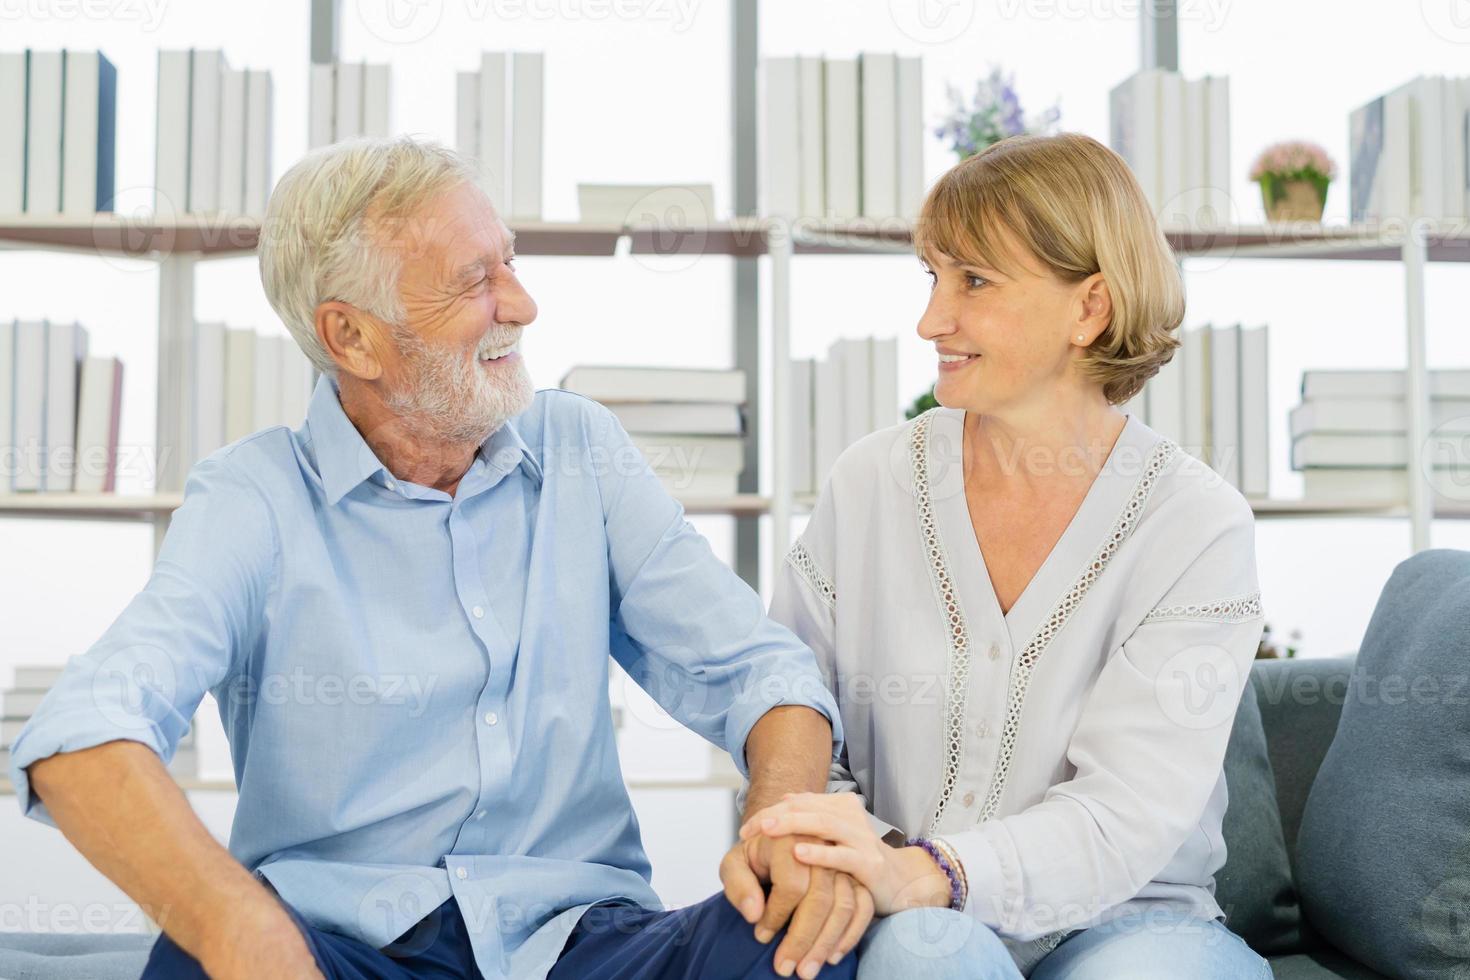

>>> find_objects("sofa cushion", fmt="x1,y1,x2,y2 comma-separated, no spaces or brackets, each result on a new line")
1296,549,1470,979
0,932,154,980
1218,676,1304,956
1268,951,1394,980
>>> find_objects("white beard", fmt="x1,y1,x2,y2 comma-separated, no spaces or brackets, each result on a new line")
384,326,535,445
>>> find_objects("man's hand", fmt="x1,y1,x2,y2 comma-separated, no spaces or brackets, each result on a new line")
198,900,324,980
720,831,874,977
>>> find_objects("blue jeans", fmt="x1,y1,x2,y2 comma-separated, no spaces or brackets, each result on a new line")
857,907,1270,980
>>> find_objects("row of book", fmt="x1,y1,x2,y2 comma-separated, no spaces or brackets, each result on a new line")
0,665,197,780
156,50,274,216
763,54,925,222
308,59,391,151
1127,323,1269,497
0,321,123,494
560,366,747,496
0,50,116,215
1291,369,1470,503
792,338,900,495
1109,69,1231,227
188,326,316,466
1350,76,1470,224
455,52,545,222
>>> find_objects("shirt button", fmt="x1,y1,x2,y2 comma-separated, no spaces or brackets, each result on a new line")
385,479,397,491
988,643,1001,660
472,606,485,619
473,810,486,820
484,712,499,726
963,791,976,808
455,867,468,880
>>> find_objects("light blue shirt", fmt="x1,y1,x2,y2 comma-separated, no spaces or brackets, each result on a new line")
11,376,842,980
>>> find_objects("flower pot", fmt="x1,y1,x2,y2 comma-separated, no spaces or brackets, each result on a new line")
1261,178,1325,222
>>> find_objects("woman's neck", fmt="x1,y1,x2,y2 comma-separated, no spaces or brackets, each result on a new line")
962,388,1128,494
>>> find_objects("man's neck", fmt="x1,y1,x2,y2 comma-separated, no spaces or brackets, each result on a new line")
336,375,479,496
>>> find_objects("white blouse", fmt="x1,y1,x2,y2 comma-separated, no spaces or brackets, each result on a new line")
770,408,1264,972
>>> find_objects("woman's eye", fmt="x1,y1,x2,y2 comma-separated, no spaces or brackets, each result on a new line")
965,274,988,289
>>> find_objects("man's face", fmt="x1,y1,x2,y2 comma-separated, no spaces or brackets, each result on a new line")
378,181,538,443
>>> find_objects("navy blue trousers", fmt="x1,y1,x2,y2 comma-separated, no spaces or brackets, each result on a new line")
141,891,860,979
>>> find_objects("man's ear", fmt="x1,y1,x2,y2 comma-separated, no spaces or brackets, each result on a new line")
316,302,385,381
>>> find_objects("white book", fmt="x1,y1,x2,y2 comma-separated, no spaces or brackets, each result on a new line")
871,337,899,431
14,666,64,688
1182,325,1211,462
0,321,12,480
559,366,747,405
362,63,390,137
1412,76,1446,220
509,52,543,220
896,56,925,223
762,57,801,219
1302,369,1470,400
455,69,480,159
334,61,363,140
223,327,256,443
61,51,117,214
477,52,508,210
243,70,273,216
1381,83,1413,222
1209,323,1240,486
658,470,741,497
1292,434,1428,469
192,321,226,462
631,435,745,474
252,332,284,430
1303,468,1470,505
1180,77,1209,228
308,62,334,149
790,358,815,496
217,68,247,215
3,690,47,715
188,50,224,213
578,183,715,225
155,50,192,214
1238,325,1269,498
1109,70,1162,211
24,50,63,214
12,321,46,492
1459,78,1470,221
0,53,25,213
74,355,123,493
1205,76,1231,225
823,59,860,220
1147,342,1184,444
1441,76,1467,221
1290,398,1470,437
813,354,843,488
607,403,743,436
1157,71,1184,224
44,321,87,491
1349,95,1386,223
835,338,873,451
859,53,898,221
281,341,314,427
797,57,825,219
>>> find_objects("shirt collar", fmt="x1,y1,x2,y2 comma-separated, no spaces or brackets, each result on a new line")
306,374,542,506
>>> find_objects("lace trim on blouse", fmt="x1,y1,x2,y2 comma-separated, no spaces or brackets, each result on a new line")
786,540,836,609
1142,591,1263,625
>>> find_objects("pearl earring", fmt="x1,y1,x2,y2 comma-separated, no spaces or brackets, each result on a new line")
1077,334,1085,342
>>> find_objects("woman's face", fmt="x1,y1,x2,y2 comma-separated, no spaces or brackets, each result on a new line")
916,226,1100,415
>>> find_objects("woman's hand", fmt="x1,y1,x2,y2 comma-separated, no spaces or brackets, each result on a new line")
738,793,956,916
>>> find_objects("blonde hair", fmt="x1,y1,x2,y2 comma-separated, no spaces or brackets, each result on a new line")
258,136,481,375
914,132,1184,405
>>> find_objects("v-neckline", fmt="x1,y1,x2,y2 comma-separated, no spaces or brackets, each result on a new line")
930,409,1141,651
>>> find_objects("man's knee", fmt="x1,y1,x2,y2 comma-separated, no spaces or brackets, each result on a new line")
857,908,1015,979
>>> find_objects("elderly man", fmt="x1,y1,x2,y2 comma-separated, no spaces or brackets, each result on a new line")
10,138,872,980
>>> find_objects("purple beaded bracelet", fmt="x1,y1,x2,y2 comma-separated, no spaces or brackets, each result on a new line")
904,837,966,912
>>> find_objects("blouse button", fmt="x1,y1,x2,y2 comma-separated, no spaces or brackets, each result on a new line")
988,643,1001,660
976,722,991,738
962,791,976,808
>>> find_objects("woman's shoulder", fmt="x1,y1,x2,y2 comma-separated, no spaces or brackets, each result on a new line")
824,410,942,498
1137,424,1255,530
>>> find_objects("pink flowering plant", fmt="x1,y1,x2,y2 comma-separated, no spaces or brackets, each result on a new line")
935,67,1061,159
1249,140,1337,208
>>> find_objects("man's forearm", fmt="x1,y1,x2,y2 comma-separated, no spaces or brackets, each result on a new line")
741,705,833,820
26,739,305,971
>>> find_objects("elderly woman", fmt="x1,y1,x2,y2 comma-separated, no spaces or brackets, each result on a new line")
741,133,1270,979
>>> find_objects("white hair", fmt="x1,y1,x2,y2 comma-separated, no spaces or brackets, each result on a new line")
257,136,481,375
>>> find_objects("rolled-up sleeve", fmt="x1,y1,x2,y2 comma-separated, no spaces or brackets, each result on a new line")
586,402,843,777
9,453,276,824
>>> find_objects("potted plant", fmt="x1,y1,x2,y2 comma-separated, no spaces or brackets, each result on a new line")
1249,141,1336,222
935,67,1061,161
1256,623,1302,659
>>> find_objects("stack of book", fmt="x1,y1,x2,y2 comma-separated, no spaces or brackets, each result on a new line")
156,50,273,216
308,59,390,151
1108,69,1231,227
454,52,544,220
1350,76,1470,224
0,49,116,215
791,337,900,495
1290,369,1470,504
1131,323,1269,497
559,366,747,497
577,184,715,226
762,54,925,222
1,666,197,780
1,320,124,493
187,326,315,466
